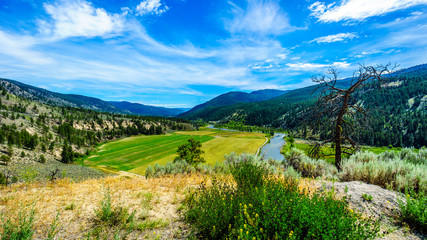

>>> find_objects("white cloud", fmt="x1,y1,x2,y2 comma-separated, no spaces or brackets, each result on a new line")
0,31,53,65
39,0,125,39
310,32,358,43
287,61,350,70
309,0,427,22
136,0,169,16
225,0,295,35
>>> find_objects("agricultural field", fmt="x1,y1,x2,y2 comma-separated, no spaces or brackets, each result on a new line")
83,128,266,175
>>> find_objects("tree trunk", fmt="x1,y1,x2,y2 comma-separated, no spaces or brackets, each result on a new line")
335,94,349,171
335,116,342,170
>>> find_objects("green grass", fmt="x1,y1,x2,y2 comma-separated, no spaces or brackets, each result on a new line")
83,134,214,172
84,128,265,175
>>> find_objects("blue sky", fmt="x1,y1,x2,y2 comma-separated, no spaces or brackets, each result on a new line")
0,0,426,108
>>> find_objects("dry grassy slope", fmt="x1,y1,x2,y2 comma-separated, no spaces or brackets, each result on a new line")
0,173,209,239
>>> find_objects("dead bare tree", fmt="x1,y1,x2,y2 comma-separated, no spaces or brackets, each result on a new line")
311,64,395,170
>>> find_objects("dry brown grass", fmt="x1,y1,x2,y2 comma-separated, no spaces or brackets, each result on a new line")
0,172,208,239
0,171,323,239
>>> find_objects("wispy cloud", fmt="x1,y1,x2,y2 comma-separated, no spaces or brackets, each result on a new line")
309,0,427,23
286,61,351,70
38,0,125,39
135,0,169,16
225,0,296,35
309,32,358,43
0,31,53,65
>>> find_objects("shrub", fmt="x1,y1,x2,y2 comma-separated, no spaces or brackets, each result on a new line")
145,160,198,178
94,188,135,228
284,149,337,178
399,192,427,234
379,150,396,160
350,151,378,163
0,155,11,166
0,206,36,240
39,155,46,164
340,156,427,194
183,158,379,239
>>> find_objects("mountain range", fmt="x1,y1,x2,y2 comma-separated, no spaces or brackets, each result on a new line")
0,78,289,117
0,78,187,117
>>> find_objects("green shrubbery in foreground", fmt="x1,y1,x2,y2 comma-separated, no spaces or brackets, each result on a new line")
182,157,379,239
146,148,426,234
399,192,427,234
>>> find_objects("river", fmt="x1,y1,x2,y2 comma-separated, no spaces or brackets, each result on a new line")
260,133,286,161
207,125,286,160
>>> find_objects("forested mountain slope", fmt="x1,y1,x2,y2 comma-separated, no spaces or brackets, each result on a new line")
179,89,287,118
109,101,187,117
182,64,427,148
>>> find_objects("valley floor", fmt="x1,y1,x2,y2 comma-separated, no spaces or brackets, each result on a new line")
83,128,266,175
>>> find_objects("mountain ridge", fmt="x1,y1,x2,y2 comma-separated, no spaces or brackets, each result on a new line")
179,89,288,118
0,78,185,117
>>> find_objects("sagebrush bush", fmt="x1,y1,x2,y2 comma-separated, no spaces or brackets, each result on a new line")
399,148,426,165
183,157,379,239
145,153,296,179
145,160,198,178
340,156,427,193
379,150,397,161
350,151,378,163
284,149,337,179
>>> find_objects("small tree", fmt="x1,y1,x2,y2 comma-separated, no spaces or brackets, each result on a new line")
49,142,55,151
61,142,74,164
39,154,46,164
7,144,13,157
0,155,11,165
174,138,205,165
41,143,46,152
311,64,394,170
286,135,295,149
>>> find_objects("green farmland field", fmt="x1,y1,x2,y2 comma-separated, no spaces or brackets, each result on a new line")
83,128,266,175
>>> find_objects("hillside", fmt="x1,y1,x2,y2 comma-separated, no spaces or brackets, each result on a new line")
0,85,194,183
179,89,287,119
109,101,187,117
180,64,427,148
0,78,187,117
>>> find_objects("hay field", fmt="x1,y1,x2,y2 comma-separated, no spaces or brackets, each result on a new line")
84,128,265,175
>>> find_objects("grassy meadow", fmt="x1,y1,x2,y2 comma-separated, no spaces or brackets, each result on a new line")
83,128,266,175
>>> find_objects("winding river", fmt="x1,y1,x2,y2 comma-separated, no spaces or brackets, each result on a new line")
260,133,286,161
206,125,286,161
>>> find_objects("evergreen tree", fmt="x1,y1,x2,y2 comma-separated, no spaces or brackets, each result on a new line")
174,138,205,165
61,142,74,164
